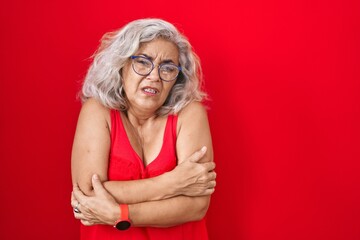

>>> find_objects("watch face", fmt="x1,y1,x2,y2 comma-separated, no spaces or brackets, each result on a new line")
115,220,131,230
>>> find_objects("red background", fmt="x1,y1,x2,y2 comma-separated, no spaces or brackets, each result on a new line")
1,0,359,239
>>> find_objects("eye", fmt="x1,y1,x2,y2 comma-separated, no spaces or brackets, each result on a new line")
161,64,177,73
135,58,152,67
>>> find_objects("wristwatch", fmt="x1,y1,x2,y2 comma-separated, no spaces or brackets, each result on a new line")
114,204,131,230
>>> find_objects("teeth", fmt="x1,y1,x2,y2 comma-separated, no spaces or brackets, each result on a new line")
144,88,157,94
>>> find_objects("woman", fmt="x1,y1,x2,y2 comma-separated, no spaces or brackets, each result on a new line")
71,18,216,240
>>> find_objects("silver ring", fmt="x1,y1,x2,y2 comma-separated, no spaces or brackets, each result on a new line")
74,202,81,214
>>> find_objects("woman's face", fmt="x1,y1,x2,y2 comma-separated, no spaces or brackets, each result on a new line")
121,38,179,115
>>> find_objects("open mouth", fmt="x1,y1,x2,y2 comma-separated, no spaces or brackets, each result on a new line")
142,87,159,95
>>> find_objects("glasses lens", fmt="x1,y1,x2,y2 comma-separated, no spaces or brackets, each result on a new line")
132,57,152,76
159,64,179,81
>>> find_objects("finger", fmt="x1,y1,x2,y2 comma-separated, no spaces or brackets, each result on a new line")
189,146,207,163
71,192,79,208
91,174,107,193
209,171,217,181
204,188,215,195
196,187,216,196
81,218,102,226
208,180,216,188
74,203,82,214
81,220,93,226
72,185,88,205
74,211,81,219
202,161,216,171
71,191,81,205
71,192,76,207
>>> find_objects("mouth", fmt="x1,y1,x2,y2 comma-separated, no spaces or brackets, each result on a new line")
142,87,159,95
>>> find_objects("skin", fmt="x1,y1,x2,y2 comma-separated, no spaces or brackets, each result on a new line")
71,38,215,227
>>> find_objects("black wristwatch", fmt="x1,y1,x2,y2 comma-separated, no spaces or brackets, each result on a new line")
114,204,131,230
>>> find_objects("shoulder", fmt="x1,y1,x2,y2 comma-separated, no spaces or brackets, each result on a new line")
78,98,111,130
177,101,209,133
178,101,207,119
178,101,208,122
81,98,110,114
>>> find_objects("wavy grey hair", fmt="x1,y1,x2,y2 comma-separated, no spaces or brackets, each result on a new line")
81,18,206,116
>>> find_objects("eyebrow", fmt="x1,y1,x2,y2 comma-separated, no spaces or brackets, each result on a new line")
139,53,176,64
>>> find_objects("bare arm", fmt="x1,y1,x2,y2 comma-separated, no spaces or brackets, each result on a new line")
73,173,211,227
72,101,215,227
103,149,215,204
71,99,175,203
72,99,214,203
129,196,209,227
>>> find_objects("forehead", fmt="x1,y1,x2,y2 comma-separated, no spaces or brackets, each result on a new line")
136,38,179,62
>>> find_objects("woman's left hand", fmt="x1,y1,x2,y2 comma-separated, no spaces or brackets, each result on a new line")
71,174,120,226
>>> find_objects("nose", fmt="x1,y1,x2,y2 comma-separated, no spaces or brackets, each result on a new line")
146,66,161,82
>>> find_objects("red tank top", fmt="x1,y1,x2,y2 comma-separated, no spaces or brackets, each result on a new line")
80,110,208,240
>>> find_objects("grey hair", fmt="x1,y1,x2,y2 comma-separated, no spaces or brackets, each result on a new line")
81,18,206,116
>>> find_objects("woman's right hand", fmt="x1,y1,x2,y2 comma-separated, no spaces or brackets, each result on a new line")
170,146,216,197
72,174,120,226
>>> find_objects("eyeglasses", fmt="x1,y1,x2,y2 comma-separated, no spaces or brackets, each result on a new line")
130,55,182,82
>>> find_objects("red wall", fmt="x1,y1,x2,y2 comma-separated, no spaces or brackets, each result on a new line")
1,0,359,239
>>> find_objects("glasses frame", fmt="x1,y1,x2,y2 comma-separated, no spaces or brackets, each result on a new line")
130,55,182,82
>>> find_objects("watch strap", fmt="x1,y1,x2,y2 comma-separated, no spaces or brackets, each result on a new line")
120,204,129,220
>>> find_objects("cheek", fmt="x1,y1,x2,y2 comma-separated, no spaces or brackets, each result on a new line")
122,73,142,92
122,65,137,83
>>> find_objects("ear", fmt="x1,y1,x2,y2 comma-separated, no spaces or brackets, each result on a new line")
119,67,123,76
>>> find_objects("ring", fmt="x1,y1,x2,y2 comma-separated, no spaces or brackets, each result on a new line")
74,202,81,214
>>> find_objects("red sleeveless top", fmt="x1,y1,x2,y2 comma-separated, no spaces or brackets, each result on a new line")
80,110,208,240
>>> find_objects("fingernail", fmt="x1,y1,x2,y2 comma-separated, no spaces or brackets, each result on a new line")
92,174,98,180
201,146,207,152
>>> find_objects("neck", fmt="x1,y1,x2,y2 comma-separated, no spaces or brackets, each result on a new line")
125,108,157,127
